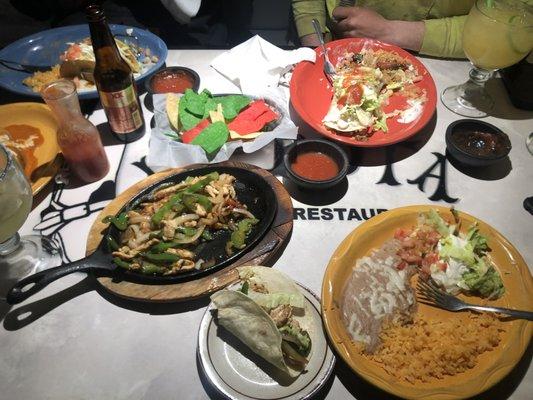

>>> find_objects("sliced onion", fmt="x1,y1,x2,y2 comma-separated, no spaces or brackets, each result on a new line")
173,224,205,244
194,259,204,270
232,208,255,219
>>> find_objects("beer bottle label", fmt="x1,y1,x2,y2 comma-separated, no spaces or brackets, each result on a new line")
100,84,143,134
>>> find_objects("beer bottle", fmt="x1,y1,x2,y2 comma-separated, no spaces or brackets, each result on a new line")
85,4,145,142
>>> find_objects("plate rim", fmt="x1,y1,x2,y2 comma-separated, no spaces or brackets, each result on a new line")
320,204,532,399
0,101,61,195
0,23,168,99
197,279,336,400
290,38,437,148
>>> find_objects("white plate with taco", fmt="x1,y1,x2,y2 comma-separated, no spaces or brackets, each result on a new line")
197,266,335,400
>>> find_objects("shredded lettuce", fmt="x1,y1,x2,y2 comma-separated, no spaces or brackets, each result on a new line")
439,235,476,266
355,108,372,126
374,114,388,132
425,209,505,299
361,98,380,112
279,324,311,356
426,209,453,237
246,291,305,310
386,82,403,90
466,224,489,254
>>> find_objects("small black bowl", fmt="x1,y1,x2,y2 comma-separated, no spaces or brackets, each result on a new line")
145,66,200,94
283,139,349,190
445,119,511,167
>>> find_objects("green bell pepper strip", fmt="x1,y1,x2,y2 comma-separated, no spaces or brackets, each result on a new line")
151,172,219,227
230,218,258,250
150,241,180,253
102,212,129,231
105,235,120,251
240,281,249,295
201,230,214,241
183,193,213,213
142,252,181,263
151,193,185,226
176,226,198,236
185,172,219,193
141,262,167,275
112,257,132,270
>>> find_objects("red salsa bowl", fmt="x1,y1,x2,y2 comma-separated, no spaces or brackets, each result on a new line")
146,66,200,94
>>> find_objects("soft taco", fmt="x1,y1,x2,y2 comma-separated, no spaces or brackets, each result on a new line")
210,266,313,377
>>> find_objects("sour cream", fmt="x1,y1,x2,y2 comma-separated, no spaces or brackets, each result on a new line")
398,99,423,124
431,236,469,294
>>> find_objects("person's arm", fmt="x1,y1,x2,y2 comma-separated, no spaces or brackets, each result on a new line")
421,16,468,59
292,0,327,47
331,6,425,52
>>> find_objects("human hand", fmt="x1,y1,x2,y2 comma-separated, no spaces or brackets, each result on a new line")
331,6,424,52
331,6,388,41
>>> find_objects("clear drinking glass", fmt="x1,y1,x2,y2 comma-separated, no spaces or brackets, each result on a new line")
0,144,60,299
42,80,109,183
441,0,533,117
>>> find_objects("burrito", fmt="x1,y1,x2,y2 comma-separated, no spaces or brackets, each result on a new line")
211,266,313,377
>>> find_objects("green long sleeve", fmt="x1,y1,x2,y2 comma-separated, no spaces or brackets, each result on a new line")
292,0,328,38
421,15,468,58
292,0,474,59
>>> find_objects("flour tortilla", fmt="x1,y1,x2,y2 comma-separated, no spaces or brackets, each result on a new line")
210,266,313,377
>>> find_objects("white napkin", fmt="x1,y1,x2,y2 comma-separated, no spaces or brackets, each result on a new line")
147,36,316,170
211,35,316,96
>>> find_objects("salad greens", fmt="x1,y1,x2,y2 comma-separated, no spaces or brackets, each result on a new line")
425,209,504,299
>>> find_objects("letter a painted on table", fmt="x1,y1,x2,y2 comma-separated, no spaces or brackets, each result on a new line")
407,152,458,203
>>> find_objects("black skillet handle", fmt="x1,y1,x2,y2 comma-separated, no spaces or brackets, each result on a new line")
6,255,108,305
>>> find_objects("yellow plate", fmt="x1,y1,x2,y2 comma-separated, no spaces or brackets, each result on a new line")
321,205,532,400
0,102,61,195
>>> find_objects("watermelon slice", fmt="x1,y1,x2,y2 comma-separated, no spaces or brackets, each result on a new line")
182,119,210,144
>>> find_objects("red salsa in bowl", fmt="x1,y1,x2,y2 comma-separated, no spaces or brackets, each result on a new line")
146,67,200,94
290,152,340,181
284,139,349,189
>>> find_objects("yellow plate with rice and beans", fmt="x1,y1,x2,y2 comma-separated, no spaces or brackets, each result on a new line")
321,205,532,399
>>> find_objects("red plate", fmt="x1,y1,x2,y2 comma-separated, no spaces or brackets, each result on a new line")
290,38,437,147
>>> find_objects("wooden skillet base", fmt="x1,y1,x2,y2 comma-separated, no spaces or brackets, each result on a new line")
86,162,293,303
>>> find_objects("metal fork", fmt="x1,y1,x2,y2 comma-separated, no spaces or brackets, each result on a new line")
417,279,533,321
0,59,51,74
311,19,336,84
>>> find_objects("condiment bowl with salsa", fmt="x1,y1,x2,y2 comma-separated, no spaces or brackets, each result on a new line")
283,139,349,190
145,66,200,94
446,119,511,167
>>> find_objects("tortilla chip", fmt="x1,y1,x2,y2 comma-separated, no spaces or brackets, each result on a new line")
209,103,225,123
166,93,180,131
229,130,263,140
191,121,229,154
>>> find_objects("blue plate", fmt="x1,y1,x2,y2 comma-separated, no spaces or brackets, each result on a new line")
0,24,168,99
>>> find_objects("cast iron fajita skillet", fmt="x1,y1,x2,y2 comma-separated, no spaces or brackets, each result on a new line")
6,165,278,304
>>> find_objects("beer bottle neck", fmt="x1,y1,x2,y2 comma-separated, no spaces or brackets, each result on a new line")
88,20,123,66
